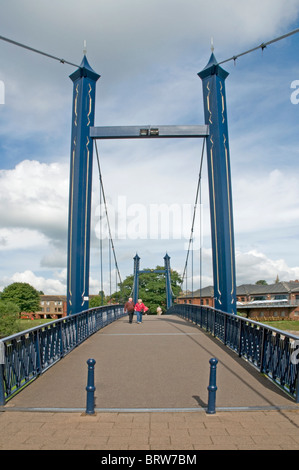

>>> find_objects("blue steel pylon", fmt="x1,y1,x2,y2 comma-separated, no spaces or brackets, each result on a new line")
132,253,140,304
67,56,100,315
132,254,173,309
164,253,173,309
198,52,237,314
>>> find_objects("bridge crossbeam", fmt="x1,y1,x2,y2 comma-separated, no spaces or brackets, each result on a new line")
139,270,165,274
90,125,209,140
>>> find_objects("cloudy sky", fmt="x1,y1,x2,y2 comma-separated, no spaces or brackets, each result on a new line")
1,0,299,297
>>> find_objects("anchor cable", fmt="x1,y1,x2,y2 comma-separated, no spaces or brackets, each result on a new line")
181,138,205,291
1,27,298,69
94,141,123,295
0,34,80,67
217,27,299,66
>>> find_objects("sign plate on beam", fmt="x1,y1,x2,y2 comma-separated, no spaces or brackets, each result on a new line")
90,125,209,139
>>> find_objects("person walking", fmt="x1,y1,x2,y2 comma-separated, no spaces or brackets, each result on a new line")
134,299,146,324
124,297,135,324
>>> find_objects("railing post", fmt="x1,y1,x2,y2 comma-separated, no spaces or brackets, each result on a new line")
238,319,243,357
213,309,216,336
207,357,218,414
223,314,227,345
85,358,96,415
259,327,266,373
35,329,42,374
59,321,64,359
0,341,5,406
296,370,299,404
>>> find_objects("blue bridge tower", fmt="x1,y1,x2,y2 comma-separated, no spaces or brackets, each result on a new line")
198,52,237,314
67,56,100,315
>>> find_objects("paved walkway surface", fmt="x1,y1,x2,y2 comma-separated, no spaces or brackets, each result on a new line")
1,314,299,450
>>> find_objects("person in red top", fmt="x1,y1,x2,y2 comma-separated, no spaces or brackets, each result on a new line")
134,299,146,324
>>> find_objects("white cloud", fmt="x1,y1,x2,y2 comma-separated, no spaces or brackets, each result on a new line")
0,268,108,296
0,160,69,242
233,168,299,234
0,270,66,295
0,228,48,251
236,249,299,284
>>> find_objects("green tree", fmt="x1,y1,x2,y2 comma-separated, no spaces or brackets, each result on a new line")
0,282,41,312
90,291,108,308
0,301,20,337
255,280,268,285
108,266,182,314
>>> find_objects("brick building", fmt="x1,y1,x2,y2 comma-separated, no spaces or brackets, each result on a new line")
35,295,67,319
177,281,299,320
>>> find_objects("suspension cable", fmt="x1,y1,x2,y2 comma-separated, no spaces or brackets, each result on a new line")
94,141,123,293
217,27,299,66
0,35,80,67
199,145,203,306
181,138,205,291
99,158,104,305
1,27,298,70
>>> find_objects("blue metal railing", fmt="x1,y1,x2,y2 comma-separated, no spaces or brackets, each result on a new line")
0,304,125,405
167,304,299,403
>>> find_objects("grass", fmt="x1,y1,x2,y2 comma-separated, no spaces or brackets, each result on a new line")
18,318,55,330
260,320,299,332
0,318,53,339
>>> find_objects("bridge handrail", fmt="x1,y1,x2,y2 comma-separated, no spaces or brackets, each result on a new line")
167,304,299,402
0,304,125,405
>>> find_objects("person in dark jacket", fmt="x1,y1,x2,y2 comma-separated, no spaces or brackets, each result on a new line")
124,297,135,323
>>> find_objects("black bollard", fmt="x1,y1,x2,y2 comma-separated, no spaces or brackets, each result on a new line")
85,358,96,415
207,357,218,414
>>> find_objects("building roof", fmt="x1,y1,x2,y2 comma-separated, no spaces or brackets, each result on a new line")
40,295,67,301
179,286,214,298
237,282,299,295
178,281,299,299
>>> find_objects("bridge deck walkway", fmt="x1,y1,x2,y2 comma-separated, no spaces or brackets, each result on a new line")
1,314,299,450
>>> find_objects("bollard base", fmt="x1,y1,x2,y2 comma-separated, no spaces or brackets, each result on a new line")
81,412,97,417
